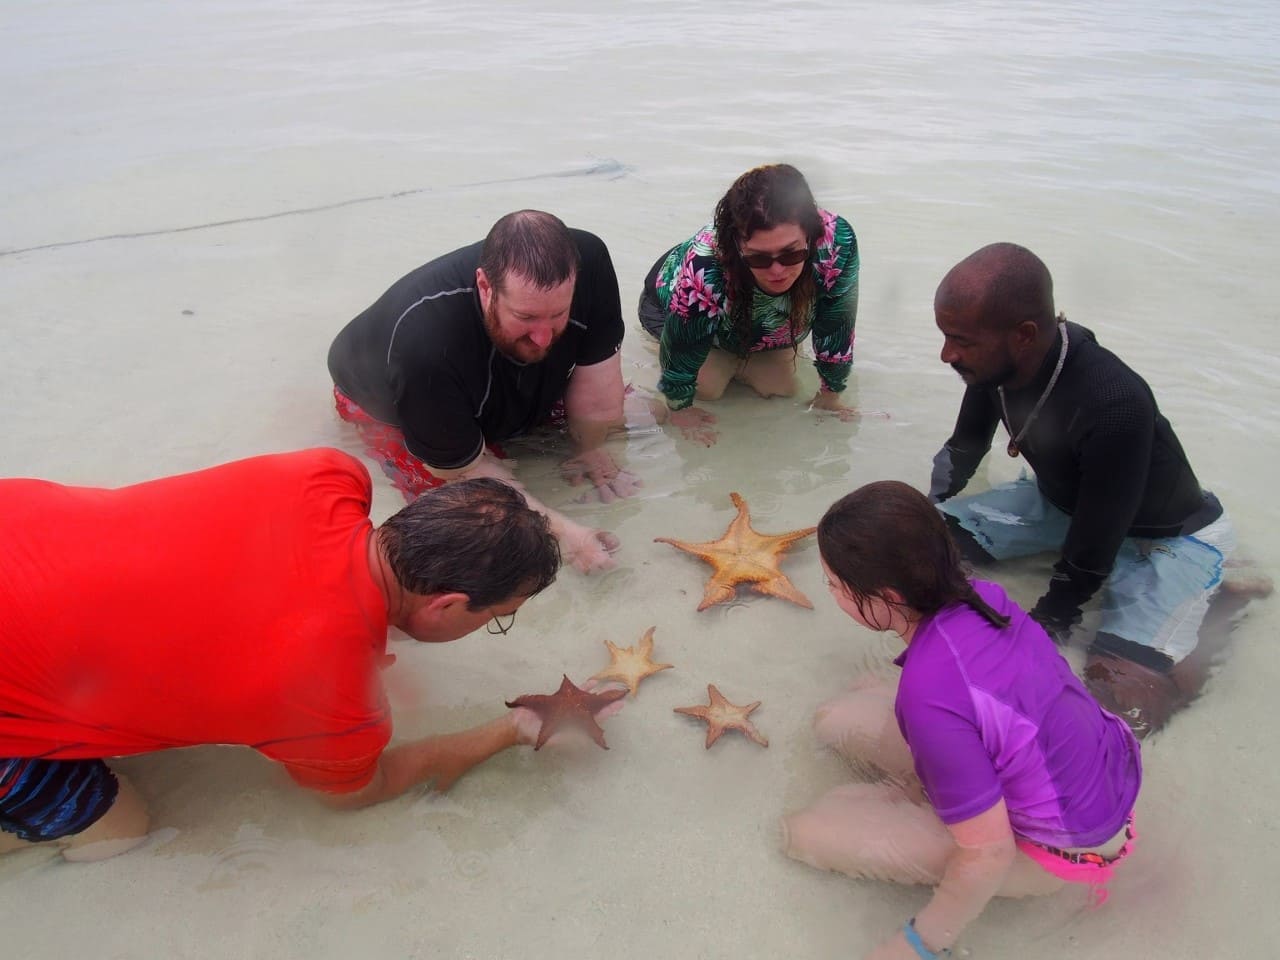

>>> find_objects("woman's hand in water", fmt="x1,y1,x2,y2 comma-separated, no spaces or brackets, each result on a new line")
558,521,620,574
808,390,860,422
668,405,719,446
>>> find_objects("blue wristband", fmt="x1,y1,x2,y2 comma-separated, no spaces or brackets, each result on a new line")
903,918,951,959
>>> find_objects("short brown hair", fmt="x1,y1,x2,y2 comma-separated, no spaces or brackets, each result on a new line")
478,210,581,294
378,477,560,608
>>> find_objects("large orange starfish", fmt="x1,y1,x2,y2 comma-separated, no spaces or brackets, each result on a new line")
505,675,626,750
674,684,768,748
655,492,817,610
588,626,673,697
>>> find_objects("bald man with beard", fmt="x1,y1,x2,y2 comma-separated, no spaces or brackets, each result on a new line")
926,242,1254,738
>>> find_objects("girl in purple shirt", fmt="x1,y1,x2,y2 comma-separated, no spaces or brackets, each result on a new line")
782,480,1141,960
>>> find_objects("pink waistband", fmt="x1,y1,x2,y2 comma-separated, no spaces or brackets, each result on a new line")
1015,814,1137,906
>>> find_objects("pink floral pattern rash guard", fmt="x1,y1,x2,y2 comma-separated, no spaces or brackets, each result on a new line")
652,209,858,410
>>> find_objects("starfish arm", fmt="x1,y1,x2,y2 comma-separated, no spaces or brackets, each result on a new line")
533,726,554,750
587,666,636,695
775,525,818,546
654,536,715,557
751,574,814,609
637,627,656,655
674,705,710,720
704,724,726,748
697,578,740,611
583,715,610,749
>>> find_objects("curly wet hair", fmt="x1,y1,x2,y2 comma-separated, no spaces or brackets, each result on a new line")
713,164,824,353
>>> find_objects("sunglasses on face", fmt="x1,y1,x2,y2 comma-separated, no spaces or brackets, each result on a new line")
739,246,810,270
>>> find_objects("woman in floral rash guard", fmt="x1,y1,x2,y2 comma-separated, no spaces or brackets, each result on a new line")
638,164,859,446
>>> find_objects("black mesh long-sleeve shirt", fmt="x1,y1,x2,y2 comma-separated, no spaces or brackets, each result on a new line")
929,322,1222,630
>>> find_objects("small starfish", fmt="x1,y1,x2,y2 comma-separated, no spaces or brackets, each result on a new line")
674,684,769,748
655,492,817,610
588,626,673,697
505,675,626,750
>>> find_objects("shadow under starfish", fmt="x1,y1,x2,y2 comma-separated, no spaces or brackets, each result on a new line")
655,492,817,610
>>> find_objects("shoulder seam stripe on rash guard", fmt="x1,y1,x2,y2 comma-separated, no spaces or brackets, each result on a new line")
384,286,475,365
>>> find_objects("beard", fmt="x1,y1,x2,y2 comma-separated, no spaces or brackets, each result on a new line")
951,360,1017,388
483,298,561,364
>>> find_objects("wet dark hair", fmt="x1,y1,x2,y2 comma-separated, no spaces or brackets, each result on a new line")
937,242,1056,334
713,164,824,353
478,210,581,294
377,477,560,609
817,480,1009,630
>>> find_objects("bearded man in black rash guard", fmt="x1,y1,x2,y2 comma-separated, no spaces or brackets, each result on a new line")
328,210,636,575
926,242,1254,739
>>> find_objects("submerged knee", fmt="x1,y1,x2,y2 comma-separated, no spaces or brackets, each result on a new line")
780,811,833,870
811,700,853,748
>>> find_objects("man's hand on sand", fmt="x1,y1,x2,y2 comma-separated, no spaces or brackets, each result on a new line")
560,523,620,574
561,448,641,504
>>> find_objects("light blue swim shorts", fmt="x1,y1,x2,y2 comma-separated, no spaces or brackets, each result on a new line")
937,475,1234,662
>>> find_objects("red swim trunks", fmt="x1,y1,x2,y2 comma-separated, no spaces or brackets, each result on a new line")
333,386,510,501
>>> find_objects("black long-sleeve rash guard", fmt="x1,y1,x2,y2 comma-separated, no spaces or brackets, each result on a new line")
930,321,1222,631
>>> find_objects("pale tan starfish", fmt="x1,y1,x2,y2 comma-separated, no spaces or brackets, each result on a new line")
655,492,817,610
674,684,768,748
587,626,673,697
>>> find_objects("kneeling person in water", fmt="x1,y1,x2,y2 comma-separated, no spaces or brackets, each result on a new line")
0,449,596,860
638,164,860,446
783,481,1141,958
329,209,634,574
930,242,1243,737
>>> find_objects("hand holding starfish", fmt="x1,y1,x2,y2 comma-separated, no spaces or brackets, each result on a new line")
507,675,627,750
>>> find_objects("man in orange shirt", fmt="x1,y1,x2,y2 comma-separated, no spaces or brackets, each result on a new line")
0,448,572,861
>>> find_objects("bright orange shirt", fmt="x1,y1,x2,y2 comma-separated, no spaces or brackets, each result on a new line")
0,448,391,793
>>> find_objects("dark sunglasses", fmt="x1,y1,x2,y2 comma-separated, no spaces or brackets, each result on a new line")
739,246,810,270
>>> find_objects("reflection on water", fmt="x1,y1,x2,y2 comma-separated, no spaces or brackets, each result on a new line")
2,0,1279,957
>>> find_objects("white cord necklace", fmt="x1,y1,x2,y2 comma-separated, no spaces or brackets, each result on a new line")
998,322,1068,458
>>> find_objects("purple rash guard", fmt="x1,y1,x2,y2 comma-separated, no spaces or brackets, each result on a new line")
894,580,1141,848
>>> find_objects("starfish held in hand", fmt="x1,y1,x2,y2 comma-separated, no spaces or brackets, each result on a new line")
505,675,627,750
